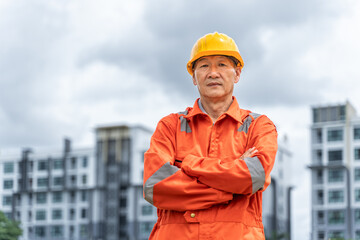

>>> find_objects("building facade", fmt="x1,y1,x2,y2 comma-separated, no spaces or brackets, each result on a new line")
0,124,155,240
1,123,292,240
94,124,155,240
0,141,96,240
309,101,360,240
263,136,293,240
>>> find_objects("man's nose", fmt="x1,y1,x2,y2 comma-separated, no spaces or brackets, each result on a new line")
208,65,220,78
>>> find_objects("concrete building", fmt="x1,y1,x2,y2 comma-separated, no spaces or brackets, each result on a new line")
0,142,96,240
309,101,360,240
263,137,293,240
94,124,155,240
0,124,156,240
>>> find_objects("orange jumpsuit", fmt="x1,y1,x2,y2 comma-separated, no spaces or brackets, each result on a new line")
143,97,277,240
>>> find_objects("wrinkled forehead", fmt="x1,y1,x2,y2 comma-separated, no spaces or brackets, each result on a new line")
197,55,230,62
193,55,238,69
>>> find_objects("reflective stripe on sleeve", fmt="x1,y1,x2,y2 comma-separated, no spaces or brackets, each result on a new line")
244,156,266,194
144,162,180,205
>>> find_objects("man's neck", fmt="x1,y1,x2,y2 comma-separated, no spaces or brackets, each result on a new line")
199,96,233,123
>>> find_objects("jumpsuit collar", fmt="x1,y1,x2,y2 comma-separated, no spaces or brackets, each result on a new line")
185,97,250,124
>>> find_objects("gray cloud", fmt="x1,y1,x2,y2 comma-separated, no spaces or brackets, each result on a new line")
0,0,354,149
0,1,77,147
79,0,345,107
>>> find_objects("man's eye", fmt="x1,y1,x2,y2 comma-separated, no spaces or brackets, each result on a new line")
200,64,208,68
219,63,226,66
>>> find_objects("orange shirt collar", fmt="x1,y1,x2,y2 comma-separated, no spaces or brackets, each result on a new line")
185,97,250,123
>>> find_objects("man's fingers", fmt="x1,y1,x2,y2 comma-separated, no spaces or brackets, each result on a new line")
240,147,258,160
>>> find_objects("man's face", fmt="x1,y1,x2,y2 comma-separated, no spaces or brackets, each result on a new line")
192,55,241,101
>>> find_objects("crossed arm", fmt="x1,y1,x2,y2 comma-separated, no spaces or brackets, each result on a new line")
143,117,233,211
143,115,277,211
180,117,277,194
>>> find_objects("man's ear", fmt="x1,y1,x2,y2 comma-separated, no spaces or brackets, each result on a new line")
234,67,241,83
192,74,197,86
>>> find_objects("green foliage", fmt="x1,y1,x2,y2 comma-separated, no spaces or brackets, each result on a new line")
266,231,288,240
0,211,22,240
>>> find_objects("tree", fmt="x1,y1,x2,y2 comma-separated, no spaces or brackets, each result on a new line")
0,211,22,240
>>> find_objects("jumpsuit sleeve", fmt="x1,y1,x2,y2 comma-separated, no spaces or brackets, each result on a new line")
143,114,233,211
181,115,278,195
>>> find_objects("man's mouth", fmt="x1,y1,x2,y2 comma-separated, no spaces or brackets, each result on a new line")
207,82,222,86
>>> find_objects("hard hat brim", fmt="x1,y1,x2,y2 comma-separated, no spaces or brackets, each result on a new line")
187,50,244,75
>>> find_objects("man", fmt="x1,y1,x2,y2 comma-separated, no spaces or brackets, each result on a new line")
143,32,277,240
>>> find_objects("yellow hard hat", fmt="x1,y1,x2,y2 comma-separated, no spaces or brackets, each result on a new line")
187,32,244,75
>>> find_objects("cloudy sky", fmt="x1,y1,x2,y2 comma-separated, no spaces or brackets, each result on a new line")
1,0,360,239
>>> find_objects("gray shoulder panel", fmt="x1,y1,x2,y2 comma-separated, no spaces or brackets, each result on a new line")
249,112,261,120
178,110,188,115
180,116,192,133
238,116,252,134
238,113,262,134
178,110,191,133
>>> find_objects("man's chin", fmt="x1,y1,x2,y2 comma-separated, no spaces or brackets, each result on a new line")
201,92,228,100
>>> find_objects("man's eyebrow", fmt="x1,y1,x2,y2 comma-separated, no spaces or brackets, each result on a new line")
197,58,207,63
199,56,228,61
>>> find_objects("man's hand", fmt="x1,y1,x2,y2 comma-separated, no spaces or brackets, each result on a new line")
240,147,258,160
